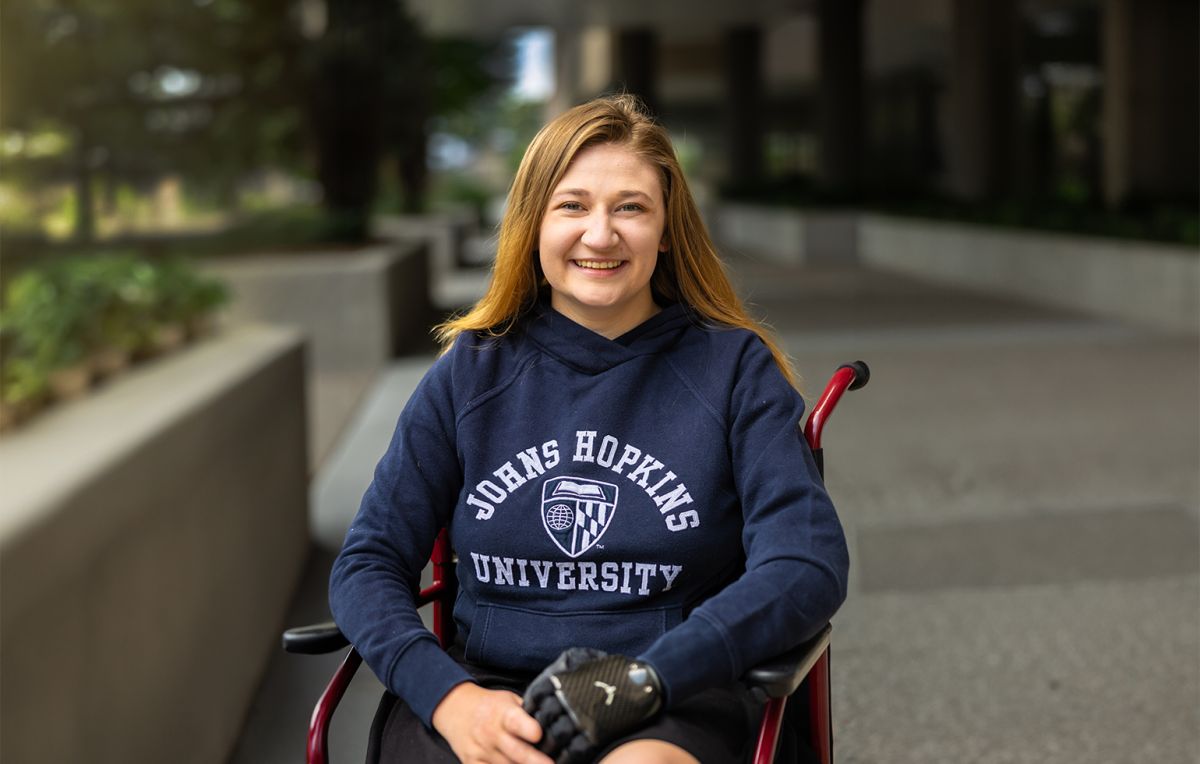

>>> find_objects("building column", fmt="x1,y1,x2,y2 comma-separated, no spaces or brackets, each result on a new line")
1102,0,1199,207
946,0,1020,200
549,24,584,118
612,28,659,115
724,26,765,187
817,0,866,196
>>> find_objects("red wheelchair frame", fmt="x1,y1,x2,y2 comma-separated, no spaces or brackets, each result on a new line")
283,360,869,764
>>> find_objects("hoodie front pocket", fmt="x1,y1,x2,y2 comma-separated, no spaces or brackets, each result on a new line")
464,603,682,671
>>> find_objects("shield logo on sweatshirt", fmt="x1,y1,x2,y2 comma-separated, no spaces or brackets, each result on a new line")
541,476,619,558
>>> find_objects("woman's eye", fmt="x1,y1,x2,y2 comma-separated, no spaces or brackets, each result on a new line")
617,203,644,212
560,201,584,211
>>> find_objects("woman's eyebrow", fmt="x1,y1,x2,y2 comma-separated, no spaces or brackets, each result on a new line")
614,190,654,201
550,188,655,201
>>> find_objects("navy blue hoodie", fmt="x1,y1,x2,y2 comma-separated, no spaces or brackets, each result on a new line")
330,303,849,727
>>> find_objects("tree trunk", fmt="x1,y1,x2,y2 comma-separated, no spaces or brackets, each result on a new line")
310,55,382,241
309,0,395,242
73,125,95,243
398,123,428,214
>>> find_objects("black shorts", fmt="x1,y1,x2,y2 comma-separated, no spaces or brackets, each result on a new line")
366,647,775,764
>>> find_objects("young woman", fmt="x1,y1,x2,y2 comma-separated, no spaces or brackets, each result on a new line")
330,95,849,764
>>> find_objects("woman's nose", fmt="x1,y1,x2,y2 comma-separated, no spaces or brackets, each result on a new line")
581,213,618,250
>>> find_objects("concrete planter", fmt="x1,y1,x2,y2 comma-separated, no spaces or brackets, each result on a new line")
0,325,309,764
203,241,435,467
858,214,1199,334
373,211,491,310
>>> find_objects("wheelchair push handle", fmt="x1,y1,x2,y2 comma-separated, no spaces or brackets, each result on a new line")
803,360,870,452
841,360,870,391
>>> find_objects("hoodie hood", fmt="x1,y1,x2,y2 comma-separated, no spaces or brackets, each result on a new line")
523,301,693,375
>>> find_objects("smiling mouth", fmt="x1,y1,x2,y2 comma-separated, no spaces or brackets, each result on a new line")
573,260,624,270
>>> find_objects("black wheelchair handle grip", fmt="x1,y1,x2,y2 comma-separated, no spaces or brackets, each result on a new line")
283,621,350,655
838,360,870,391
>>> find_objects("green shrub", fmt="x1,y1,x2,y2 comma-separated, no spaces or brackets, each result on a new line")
0,266,90,372
0,357,49,408
0,255,228,409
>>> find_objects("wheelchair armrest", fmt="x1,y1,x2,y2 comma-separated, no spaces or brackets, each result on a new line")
282,621,350,655
743,624,832,699
282,582,449,656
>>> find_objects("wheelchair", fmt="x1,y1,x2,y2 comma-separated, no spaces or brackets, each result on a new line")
284,361,869,764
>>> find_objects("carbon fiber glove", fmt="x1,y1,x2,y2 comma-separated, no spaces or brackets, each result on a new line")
522,648,664,764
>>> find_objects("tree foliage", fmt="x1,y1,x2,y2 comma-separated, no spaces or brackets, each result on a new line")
2,0,306,240
1,0,505,243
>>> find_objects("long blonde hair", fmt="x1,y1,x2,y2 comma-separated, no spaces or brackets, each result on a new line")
435,94,797,388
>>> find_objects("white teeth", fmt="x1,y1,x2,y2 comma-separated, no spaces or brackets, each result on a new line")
574,260,622,270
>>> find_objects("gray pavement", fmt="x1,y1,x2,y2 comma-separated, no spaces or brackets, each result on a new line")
232,256,1199,763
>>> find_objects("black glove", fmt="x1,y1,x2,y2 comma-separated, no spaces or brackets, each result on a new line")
522,648,664,764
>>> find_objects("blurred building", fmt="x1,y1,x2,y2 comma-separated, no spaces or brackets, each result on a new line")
408,0,1198,209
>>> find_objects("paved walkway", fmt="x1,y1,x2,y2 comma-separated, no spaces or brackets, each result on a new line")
231,256,1199,763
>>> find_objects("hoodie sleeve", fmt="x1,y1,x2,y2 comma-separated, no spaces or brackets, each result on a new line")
328,344,473,727
638,336,850,706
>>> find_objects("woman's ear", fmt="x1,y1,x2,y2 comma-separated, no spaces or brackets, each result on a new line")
658,238,669,253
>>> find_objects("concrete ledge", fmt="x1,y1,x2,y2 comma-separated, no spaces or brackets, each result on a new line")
858,214,1199,334
203,242,434,466
373,211,489,310
714,203,859,266
712,202,1198,333
0,325,310,764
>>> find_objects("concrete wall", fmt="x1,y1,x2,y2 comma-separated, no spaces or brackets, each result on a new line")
0,326,309,764
714,203,859,265
858,214,1199,334
713,202,1198,334
203,242,435,468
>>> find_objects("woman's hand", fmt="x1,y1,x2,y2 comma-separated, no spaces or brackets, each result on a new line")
432,682,554,764
522,649,663,763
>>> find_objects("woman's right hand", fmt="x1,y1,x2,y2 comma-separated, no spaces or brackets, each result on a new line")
432,682,555,764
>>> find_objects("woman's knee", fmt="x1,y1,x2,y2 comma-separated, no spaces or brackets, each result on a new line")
598,740,700,764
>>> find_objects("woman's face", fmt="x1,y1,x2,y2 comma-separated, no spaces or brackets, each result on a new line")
538,142,668,338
